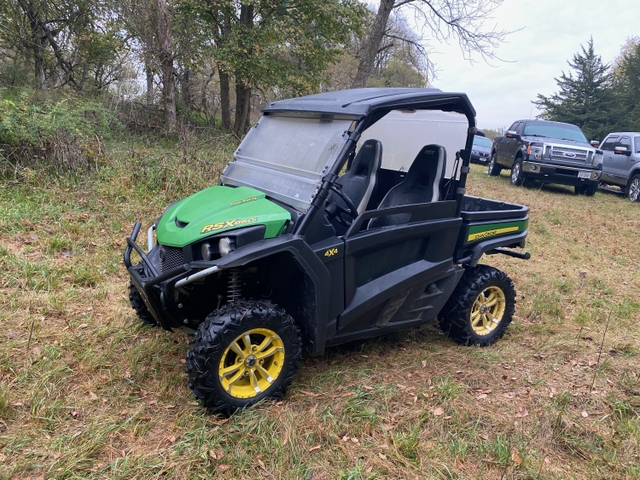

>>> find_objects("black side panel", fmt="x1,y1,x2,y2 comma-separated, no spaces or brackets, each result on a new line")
339,206,462,333
326,266,464,345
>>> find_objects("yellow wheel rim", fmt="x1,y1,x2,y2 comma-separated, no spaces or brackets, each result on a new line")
218,328,285,399
470,286,506,336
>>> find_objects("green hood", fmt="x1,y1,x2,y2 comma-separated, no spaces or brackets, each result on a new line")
156,186,291,248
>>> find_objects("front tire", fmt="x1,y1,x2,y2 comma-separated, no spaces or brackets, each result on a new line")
510,158,526,186
128,279,157,326
487,152,501,176
627,174,640,202
186,300,302,416
575,182,598,196
439,265,516,346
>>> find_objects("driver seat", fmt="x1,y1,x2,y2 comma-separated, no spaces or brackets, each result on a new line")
326,139,382,231
368,144,446,229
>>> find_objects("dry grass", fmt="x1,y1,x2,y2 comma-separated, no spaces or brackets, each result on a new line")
1,152,639,480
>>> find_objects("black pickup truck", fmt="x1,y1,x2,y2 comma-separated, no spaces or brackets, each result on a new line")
488,119,603,195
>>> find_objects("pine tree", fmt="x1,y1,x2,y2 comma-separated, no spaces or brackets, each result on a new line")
534,38,616,141
613,39,640,131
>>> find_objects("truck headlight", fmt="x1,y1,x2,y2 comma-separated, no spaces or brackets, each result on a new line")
527,145,543,160
593,150,603,166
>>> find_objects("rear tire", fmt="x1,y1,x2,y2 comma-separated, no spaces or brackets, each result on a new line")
186,300,302,416
510,158,526,186
487,152,501,176
627,174,640,202
439,266,516,346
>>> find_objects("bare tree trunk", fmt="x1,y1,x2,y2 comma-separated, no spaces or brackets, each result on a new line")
181,66,192,110
19,0,47,89
233,81,251,138
352,0,395,88
156,0,176,131
145,61,154,106
219,69,231,131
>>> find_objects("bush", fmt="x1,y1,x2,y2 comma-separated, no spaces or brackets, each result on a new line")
0,90,122,177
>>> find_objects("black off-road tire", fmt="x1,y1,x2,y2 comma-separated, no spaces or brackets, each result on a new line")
487,152,501,176
575,182,598,196
510,158,527,186
186,300,302,416
627,174,640,202
438,265,516,347
128,280,157,326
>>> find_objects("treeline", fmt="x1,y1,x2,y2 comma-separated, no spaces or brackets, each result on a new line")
535,37,640,142
0,0,509,134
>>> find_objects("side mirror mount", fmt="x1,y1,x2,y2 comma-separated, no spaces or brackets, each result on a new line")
505,130,520,140
614,146,632,156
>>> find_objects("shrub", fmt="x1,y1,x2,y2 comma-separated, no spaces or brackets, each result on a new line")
0,90,121,177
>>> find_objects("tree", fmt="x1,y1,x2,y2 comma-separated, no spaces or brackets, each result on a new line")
533,38,615,141
190,0,365,137
352,0,511,88
0,0,127,90
613,37,640,131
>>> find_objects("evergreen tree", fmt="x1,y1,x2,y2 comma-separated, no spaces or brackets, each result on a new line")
534,38,615,141
613,39,640,131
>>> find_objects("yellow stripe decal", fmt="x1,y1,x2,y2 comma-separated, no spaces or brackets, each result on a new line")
467,226,520,242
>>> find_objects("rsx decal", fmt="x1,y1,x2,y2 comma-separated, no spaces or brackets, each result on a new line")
201,217,258,234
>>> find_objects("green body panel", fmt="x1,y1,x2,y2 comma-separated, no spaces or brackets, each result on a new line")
464,219,528,245
156,185,291,248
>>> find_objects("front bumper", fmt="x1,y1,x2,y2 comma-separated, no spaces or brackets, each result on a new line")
522,161,601,186
124,222,191,330
471,152,490,164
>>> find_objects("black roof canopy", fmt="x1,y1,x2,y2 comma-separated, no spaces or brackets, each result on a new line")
263,88,476,127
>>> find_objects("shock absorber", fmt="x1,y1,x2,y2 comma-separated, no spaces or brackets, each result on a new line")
227,269,242,303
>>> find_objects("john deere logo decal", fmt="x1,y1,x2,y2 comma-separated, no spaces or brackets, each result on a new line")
230,196,257,206
201,217,258,234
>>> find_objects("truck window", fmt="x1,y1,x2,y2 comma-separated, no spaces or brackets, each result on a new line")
635,136,640,153
508,122,520,132
601,136,618,151
617,136,631,149
515,122,525,135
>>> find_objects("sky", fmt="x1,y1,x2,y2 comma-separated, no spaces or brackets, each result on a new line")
421,0,640,131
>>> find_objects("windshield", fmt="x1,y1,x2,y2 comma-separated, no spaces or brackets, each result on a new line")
221,114,352,211
473,136,492,148
523,123,587,143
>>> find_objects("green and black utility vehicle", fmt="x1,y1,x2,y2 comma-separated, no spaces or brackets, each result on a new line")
124,88,530,415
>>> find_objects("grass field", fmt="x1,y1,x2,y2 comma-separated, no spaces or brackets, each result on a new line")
1,138,639,479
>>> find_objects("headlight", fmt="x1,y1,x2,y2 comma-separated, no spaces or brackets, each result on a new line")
201,242,213,261
527,145,543,160
218,237,233,256
593,150,603,166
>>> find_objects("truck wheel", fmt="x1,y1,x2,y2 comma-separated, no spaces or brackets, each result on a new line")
128,280,157,326
510,159,526,186
575,183,598,196
487,153,501,176
627,174,640,202
438,265,516,347
186,300,302,416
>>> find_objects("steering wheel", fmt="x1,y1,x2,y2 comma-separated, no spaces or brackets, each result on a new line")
327,184,358,227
